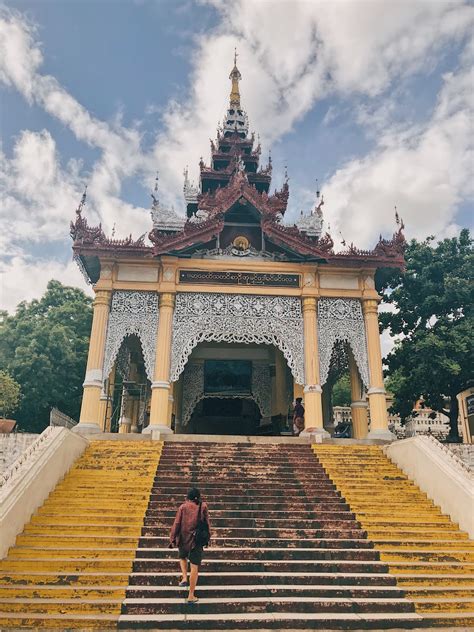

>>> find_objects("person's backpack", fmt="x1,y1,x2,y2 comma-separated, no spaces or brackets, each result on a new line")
193,502,210,547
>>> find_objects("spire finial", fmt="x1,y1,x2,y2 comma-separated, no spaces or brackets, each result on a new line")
151,171,159,207
229,48,242,107
76,184,87,216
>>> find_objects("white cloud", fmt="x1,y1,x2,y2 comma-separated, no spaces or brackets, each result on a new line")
0,1,473,312
0,255,92,314
322,52,473,249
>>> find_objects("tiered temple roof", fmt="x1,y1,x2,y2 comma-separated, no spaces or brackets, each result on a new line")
71,55,406,283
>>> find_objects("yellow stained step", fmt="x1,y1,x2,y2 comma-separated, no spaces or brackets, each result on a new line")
9,547,137,559
0,613,117,628
0,440,163,627
0,573,130,586
0,599,122,614
0,586,126,599
380,550,474,563
313,444,473,622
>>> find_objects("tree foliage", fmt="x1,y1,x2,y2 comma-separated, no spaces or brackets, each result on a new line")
332,374,351,407
0,280,92,432
380,229,473,441
0,370,21,418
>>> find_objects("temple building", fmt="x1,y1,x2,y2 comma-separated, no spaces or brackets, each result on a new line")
71,56,405,440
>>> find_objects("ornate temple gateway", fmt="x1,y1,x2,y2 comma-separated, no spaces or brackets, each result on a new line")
71,57,405,440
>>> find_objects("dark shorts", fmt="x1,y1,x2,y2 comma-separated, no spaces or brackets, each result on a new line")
178,546,203,566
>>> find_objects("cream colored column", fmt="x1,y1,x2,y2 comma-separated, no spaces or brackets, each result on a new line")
348,350,368,439
75,289,111,433
144,293,175,435
363,299,394,440
300,297,328,437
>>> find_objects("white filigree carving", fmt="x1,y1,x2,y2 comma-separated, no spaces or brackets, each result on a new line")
181,363,205,428
170,293,304,384
251,363,272,418
318,298,370,388
103,291,159,382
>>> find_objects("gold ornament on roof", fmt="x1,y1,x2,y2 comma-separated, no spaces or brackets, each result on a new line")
233,235,250,252
229,48,242,107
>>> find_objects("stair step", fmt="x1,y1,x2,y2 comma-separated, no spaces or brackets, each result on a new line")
117,611,424,629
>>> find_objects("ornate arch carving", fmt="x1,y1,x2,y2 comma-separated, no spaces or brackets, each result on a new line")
102,291,159,382
317,298,370,388
170,293,304,384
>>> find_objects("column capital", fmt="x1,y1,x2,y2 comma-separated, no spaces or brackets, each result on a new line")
159,293,175,309
93,289,111,308
362,298,380,315
302,296,317,313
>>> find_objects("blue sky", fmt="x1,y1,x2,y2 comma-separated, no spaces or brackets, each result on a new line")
1,0,473,314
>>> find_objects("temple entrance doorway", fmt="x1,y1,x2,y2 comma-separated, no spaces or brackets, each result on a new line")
174,342,293,436
188,397,261,435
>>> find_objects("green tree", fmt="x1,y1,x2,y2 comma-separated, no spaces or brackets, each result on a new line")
332,374,351,407
380,229,473,441
0,280,93,432
0,370,21,418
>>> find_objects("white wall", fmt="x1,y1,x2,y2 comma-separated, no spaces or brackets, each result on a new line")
385,436,474,538
0,428,89,558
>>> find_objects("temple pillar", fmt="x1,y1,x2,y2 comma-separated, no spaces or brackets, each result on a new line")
349,350,368,439
363,299,394,440
300,297,328,437
75,289,111,434
145,293,175,435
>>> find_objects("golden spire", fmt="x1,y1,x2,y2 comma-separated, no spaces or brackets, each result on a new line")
229,47,242,107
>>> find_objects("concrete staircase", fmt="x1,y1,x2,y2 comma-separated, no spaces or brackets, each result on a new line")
314,445,474,628
119,442,422,629
0,439,472,629
0,440,163,629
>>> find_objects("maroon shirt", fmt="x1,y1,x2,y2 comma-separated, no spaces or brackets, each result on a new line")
170,500,211,551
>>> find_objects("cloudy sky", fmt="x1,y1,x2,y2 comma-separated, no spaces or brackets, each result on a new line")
1,0,473,315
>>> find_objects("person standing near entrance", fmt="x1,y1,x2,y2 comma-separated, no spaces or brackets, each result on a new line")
293,397,305,435
169,487,211,603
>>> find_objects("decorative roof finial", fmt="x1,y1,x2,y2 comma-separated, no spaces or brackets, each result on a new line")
76,184,87,216
316,178,320,199
394,205,405,229
151,172,159,207
229,48,242,107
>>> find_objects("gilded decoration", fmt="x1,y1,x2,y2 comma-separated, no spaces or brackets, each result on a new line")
102,291,159,383
317,298,370,389
170,292,305,385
